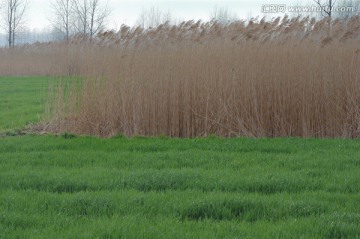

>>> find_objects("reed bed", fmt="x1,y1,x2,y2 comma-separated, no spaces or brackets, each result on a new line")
2,16,360,138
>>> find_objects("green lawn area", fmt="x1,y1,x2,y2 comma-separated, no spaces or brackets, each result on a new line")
0,77,360,238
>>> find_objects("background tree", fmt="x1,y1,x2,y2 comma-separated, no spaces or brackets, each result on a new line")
136,6,172,29
1,0,29,47
50,0,74,41
73,0,110,40
210,6,237,25
313,0,337,18
312,0,360,19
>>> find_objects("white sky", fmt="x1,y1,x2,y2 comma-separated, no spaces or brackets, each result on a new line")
27,0,306,31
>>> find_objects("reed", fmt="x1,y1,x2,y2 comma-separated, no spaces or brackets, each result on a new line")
1,16,359,138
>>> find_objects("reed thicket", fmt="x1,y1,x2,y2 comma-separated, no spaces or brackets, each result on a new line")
1,16,360,137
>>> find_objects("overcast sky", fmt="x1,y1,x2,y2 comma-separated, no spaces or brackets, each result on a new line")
26,0,305,31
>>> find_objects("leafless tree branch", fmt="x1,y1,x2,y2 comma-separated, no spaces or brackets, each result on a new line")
73,0,110,41
313,0,337,18
50,0,75,41
136,6,173,29
1,0,29,47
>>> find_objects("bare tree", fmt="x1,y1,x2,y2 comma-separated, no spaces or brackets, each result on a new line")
136,6,172,29
88,0,109,38
313,0,360,19
73,0,88,36
313,0,337,18
210,6,237,25
73,0,110,40
1,0,29,47
50,0,74,41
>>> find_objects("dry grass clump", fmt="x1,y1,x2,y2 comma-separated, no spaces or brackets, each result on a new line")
1,16,360,138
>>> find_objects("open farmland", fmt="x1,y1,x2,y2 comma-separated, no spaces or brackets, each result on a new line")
1,15,360,239
1,76,360,238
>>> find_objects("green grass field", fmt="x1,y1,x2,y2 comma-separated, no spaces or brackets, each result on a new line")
0,76,48,133
1,77,360,238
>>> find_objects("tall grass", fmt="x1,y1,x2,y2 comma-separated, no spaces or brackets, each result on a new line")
2,16,360,137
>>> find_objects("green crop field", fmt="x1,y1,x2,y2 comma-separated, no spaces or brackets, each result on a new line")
0,77,48,133
1,77,360,238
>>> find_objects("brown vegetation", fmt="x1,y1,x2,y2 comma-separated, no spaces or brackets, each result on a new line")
1,16,360,138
